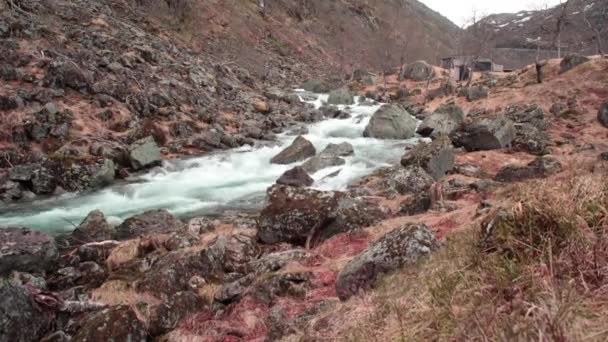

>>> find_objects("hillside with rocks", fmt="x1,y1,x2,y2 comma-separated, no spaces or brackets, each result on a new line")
470,0,608,69
2,0,608,341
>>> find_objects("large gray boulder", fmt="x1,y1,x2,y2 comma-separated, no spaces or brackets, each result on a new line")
598,102,608,128
0,227,58,276
454,117,516,151
0,280,54,342
257,185,388,246
560,53,590,73
327,88,354,105
401,135,454,180
464,85,489,101
336,224,438,300
270,136,316,165
417,103,465,137
128,136,161,170
90,158,115,188
388,166,435,195
115,209,184,239
363,104,417,140
402,60,435,81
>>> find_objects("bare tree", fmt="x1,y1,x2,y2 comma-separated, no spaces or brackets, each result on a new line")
459,9,495,85
583,6,607,57
554,0,573,58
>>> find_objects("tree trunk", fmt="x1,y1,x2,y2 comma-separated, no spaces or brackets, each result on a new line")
535,62,543,84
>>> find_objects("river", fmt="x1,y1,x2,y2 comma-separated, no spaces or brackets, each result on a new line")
0,92,421,233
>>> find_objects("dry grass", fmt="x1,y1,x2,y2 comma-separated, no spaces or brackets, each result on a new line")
336,173,608,341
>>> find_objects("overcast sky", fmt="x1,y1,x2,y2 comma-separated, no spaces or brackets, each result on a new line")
420,0,563,26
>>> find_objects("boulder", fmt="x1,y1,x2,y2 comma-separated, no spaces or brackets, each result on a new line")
417,103,465,137
200,233,260,278
402,61,435,81
327,88,354,105
0,280,54,342
148,291,204,336
128,136,161,170
90,158,115,188
400,193,432,215
71,210,115,244
495,156,562,182
115,209,184,239
388,166,435,195
300,79,330,93
72,306,147,342
336,224,438,300
464,85,489,101
301,155,345,174
270,136,316,165
320,142,354,157
31,167,57,195
257,185,387,246
257,185,341,245
8,163,38,181
453,117,516,151
560,53,590,73
401,135,454,180
598,102,608,128
363,104,417,140
276,166,314,187
0,227,58,276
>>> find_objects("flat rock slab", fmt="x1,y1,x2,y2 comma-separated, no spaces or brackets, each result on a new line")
0,227,58,276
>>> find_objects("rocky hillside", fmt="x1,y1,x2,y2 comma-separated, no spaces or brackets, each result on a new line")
0,0,459,201
469,0,608,68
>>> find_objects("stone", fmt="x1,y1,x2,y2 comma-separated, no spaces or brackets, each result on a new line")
128,136,161,170
276,166,314,187
115,209,184,239
90,158,115,188
300,155,345,174
389,166,435,195
0,280,54,342
320,142,354,157
363,104,417,140
400,193,432,215
72,306,147,342
401,135,454,180
598,102,608,128
71,210,115,244
257,185,341,245
148,291,204,336
258,185,387,246
560,53,590,73
270,136,316,165
31,167,57,195
417,103,465,137
464,85,489,101
300,79,330,93
253,100,271,113
8,163,38,181
327,88,354,105
453,117,516,151
336,224,438,300
0,227,59,276
495,156,562,182
402,60,435,81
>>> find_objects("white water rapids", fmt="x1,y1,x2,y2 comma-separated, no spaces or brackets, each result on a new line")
0,92,422,233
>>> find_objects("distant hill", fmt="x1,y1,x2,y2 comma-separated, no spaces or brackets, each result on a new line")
467,0,608,69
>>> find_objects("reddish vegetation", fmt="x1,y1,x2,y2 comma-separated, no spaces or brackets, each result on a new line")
314,231,370,259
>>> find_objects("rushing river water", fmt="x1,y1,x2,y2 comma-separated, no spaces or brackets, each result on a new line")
0,92,422,233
